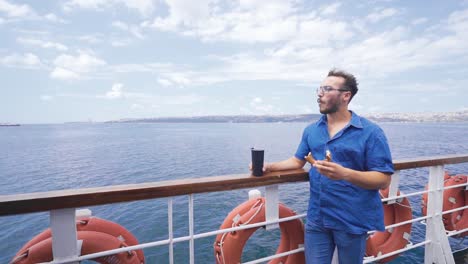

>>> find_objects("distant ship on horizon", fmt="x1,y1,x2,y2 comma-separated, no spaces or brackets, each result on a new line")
0,123,20,126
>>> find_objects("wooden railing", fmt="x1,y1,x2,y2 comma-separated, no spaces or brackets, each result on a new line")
1,154,468,216
2,154,468,264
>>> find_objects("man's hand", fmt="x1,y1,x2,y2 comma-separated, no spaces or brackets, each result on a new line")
249,157,306,174
313,160,350,181
249,162,271,173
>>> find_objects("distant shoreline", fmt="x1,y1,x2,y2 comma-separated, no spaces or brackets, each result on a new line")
105,111,468,124
7,120,468,125
6,111,468,125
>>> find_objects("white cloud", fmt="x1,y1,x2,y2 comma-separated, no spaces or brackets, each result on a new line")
294,18,353,47
131,103,144,110
446,8,468,35
54,52,106,72
40,95,53,101
0,0,35,17
111,20,127,30
44,13,67,23
188,7,468,84
163,72,191,86
419,98,430,103
250,97,276,114
106,3,468,89
105,83,124,99
17,38,68,51
320,2,342,15
145,0,299,43
63,0,155,17
144,0,216,32
50,67,80,80
36,3,467,91
97,84,203,107
366,8,398,23
1,53,41,68
111,39,132,47
299,105,314,113
51,52,106,80
157,78,172,87
0,3,67,23
78,34,103,44
112,20,144,39
252,97,262,104
145,1,353,45
110,62,174,73
162,94,203,105
412,17,428,25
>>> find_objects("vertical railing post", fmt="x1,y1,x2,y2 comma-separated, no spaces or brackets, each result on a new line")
424,165,455,264
50,208,79,264
265,184,279,230
387,171,400,204
168,198,174,264
188,194,195,264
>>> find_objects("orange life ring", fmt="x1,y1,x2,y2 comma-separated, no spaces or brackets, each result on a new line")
213,197,305,264
422,173,467,236
11,231,141,264
366,187,412,263
453,186,468,236
12,217,144,263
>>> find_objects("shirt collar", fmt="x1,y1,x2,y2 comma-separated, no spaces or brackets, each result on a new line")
317,110,363,129
349,111,363,129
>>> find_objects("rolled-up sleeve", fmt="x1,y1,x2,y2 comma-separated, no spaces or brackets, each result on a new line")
365,128,394,174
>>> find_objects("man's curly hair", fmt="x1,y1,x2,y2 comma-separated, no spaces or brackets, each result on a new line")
328,69,359,102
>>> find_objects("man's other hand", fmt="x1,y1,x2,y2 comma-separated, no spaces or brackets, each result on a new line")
313,160,350,181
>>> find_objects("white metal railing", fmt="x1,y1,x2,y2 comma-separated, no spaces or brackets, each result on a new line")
9,163,468,264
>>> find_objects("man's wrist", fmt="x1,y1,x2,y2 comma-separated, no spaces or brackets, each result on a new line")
343,168,354,182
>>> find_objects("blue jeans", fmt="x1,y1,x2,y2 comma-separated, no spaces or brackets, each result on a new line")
305,223,367,264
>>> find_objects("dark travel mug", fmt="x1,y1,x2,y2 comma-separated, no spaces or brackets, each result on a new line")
251,148,264,177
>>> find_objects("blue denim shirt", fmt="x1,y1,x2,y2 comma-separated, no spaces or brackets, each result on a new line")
295,111,394,234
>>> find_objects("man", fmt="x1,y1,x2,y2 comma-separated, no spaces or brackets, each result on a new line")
262,69,394,263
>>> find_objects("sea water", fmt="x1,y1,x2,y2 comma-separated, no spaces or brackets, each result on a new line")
1,122,467,263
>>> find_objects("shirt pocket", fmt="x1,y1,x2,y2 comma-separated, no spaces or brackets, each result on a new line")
330,142,364,169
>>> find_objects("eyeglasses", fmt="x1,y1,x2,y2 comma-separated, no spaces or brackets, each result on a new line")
316,86,350,95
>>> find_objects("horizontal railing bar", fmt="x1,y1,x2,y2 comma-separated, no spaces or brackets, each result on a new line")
363,240,431,263
381,182,467,203
194,213,306,239
50,214,307,263
446,227,468,237
381,189,429,202
385,215,430,230
441,205,468,215
0,169,308,216
369,206,468,235
72,238,173,263
393,154,468,170
51,209,457,263
442,182,468,190
242,247,305,264
1,154,467,216
368,215,431,235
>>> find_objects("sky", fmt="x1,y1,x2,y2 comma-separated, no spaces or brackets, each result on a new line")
1,0,468,123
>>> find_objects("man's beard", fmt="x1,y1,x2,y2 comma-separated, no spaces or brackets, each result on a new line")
319,100,340,114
